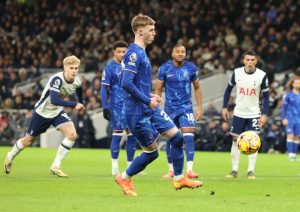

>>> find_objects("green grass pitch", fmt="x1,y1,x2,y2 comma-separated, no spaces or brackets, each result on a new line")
1,147,300,211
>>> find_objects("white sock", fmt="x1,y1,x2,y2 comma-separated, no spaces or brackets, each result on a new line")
187,161,193,172
127,161,132,168
288,153,295,158
248,151,258,172
51,138,74,168
7,139,25,161
122,171,130,179
173,174,184,180
168,163,174,172
231,141,240,171
112,159,119,175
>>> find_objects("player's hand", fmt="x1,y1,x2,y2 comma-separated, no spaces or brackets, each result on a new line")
150,94,163,105
103,108,110,121
259,114,268,128
149,97,159,109
74,103,85,112
282,118,288,126
195,107,202,121
222,108,229,121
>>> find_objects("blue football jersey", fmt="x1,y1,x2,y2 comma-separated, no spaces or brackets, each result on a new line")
157,60,198,112
101,59,127,107
121,43,152,115
281,91,300,122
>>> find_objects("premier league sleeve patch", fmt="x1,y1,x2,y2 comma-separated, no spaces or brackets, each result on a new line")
128,52,137,66
53,79,61,89
50,77,62,92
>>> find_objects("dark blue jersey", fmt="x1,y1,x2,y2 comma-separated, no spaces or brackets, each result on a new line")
121,43,152,115
157,60,198,112
101,59,127,108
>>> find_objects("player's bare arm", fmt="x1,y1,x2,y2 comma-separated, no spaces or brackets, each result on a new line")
222,108,229,121
74,103,85,112
259,114,268,128
282,118,288,126
155,80,164,97
193,80,202,121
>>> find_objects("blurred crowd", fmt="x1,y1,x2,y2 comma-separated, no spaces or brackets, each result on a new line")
0,0,299,75
1,0,300,152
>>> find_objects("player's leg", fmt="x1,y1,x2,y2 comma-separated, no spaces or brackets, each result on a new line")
162,112,177,178
286,135,295,160
289,122,300,161
294,139,300,160
285,120,297,161
153,108,202,189
4,111,49,174
182,129,198,178
246,117,260,179
110,130,123,176
162,139,174,178
4,134,35,174
162,128,202,190
116,114,159,196
50,112,77,177
225,116,245,178
293,135,300,160
179,110,198,178
125,129,137,168
109,108,127,175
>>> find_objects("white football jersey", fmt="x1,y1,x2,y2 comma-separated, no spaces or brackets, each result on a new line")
229,67,269,118
34,72,82,118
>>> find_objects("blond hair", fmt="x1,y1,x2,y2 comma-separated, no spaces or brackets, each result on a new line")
131,14,155,33
63,55,80,67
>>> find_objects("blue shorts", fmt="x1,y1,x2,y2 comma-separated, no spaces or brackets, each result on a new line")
27,110,72,137
286,119,300,136
125,107,175,147
110,105,127,131
167,108,195,129
230,115,260,136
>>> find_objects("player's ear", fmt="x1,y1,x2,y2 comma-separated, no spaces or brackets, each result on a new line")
138,29,143,36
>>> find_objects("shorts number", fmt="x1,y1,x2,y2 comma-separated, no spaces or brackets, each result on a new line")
61,113,72,121
252,119,259,130
160,111,170,121
186,113,195,122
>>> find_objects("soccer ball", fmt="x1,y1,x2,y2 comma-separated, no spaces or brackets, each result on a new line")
237,131,261,155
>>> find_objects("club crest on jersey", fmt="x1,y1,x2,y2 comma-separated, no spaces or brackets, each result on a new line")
128,53,137,66
239,88,256,96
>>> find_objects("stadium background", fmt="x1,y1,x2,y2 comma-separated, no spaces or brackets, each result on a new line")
1,0,300,153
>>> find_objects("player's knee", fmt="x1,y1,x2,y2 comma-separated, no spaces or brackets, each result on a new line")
169,131,184,148
145,150,159,162
22,136,35,147
66,131,77,141
182,128,195,134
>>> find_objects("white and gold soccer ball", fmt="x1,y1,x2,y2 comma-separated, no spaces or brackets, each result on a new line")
237,131,261,155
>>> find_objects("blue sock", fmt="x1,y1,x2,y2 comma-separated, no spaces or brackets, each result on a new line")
166,140,172,164
183,133,195,162
110,134,122,159
126,135,137,162
126,150,159,176
170,132,184,176
292,142,299,154
286,140,293,154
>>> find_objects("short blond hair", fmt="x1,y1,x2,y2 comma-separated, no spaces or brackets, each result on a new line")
131,14,155,33
63,55,80,67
